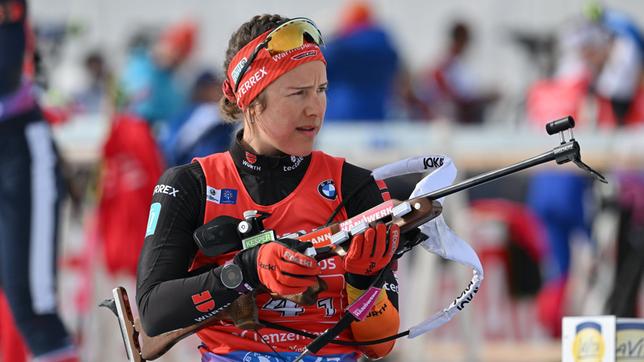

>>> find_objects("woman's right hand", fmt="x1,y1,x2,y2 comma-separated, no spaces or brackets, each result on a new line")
234,239,321,296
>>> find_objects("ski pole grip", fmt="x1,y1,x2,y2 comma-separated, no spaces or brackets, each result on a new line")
546,116,575,135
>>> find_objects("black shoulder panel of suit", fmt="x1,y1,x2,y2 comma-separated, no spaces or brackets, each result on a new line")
136,163,241,336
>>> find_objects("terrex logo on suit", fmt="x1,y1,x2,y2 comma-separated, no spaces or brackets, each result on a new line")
191,291,215,313
153,184,179,197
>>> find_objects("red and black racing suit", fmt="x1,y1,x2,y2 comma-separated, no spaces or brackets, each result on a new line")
136,132,402,360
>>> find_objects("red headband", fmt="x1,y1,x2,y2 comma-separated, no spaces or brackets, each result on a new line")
222,28,326,110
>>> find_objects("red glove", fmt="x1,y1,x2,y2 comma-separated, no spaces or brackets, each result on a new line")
344,223,400,276
234,239,321,296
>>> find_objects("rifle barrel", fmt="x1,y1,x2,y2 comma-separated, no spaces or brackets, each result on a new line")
424,147,563,200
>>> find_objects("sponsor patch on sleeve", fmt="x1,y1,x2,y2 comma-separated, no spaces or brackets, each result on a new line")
145,203,161,237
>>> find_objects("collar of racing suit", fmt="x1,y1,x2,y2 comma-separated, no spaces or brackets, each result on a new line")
229,130,311,177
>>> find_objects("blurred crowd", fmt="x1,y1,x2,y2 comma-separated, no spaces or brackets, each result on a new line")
2,0,644,361
36,2,644,128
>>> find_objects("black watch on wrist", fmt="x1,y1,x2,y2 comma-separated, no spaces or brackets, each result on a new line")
221,263,252,293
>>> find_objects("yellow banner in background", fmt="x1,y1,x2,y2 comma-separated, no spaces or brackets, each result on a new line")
563,317,644,362
616,319,644,361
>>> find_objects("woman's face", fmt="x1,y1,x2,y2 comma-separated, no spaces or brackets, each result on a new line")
244,61,327,157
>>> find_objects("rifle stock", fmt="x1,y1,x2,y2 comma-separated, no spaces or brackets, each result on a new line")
110,197,442,360
136,292,257,360
112,281,329,360
112,287,143,362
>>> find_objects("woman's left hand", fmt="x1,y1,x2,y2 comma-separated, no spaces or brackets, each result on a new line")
343,223,400,276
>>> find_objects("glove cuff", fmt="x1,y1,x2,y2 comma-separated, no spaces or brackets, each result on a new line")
233,247,261,289
345,272,377,290
345,282,387,304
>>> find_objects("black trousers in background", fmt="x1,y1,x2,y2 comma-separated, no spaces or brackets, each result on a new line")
0,111,73,356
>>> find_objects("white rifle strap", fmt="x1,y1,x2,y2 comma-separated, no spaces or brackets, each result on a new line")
372,155,484,339
371,155,450,181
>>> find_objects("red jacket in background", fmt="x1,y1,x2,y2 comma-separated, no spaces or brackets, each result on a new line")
97,113,164,276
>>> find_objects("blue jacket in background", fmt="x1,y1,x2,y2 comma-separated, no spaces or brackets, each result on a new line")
121,48,187,127
324,25,399,122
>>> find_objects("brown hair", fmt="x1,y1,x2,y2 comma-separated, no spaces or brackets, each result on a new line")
220,14,288,122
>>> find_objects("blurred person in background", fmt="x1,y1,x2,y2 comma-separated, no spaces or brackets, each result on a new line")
323,0,400,122
136,14,403,361
0,0,78,360
527,3,644,127
527,172,593,337
584,2,644,124
419,20,499,124
604,172,644,317
584,4,644,319
72,50,113,114
522,4,644,337
160,70,236,167
95,22,193,280
120,19,195,137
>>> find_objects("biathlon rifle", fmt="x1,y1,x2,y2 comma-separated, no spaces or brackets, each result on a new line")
101,116,606,361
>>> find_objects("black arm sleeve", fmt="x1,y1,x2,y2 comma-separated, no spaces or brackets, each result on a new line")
136,163,240,336
341,162,383,218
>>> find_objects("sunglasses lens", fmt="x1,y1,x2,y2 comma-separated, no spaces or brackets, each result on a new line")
266,19,323,55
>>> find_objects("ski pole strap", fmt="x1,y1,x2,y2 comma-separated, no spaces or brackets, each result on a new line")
299,266,389,357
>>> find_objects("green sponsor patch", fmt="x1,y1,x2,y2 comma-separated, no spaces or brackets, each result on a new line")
242,230,275,249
